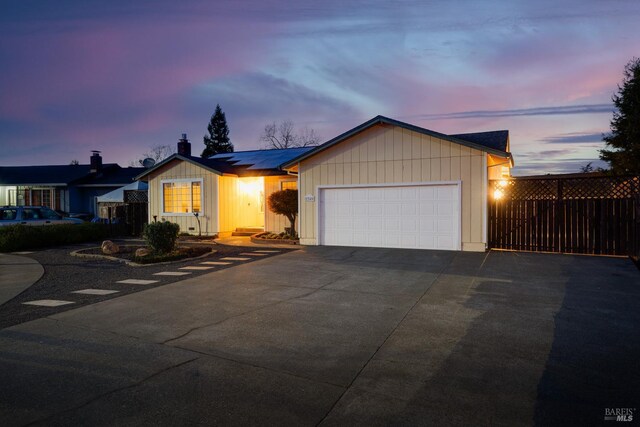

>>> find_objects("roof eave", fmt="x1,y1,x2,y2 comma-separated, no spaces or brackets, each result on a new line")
135,154,227,180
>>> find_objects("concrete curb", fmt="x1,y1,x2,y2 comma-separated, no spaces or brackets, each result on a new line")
0,253,44,305
70,246,217,267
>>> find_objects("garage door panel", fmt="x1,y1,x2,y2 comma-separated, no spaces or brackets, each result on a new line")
437,201,454,215
384,204,400,216
401,218,418,232
401,203,417,215
320,184,459,250
437,186,454,200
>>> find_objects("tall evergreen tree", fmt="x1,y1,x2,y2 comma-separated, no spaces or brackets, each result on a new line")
202,104,233,158
600,58,640,174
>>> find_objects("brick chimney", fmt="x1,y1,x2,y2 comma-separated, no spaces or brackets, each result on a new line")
177,133,191,156
90,150,102,173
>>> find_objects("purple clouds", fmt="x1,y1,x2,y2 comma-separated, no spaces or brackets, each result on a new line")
1,0,639,175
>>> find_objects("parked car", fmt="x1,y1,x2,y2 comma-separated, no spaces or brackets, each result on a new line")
0,206,84,226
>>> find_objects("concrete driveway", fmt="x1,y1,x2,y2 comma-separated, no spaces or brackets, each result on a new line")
1,247,639,426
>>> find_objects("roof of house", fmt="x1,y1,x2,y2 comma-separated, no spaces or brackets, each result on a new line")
73,166,145,186
136,147,314,180
449,130,509,152
0,163,141,186
210,147,314,170
281,115,512,169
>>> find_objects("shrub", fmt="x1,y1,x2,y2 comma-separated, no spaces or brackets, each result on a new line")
0,223,127,252
267,189,298,236
142,221,180,254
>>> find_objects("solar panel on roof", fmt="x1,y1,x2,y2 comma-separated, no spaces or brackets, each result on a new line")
210,147,314,170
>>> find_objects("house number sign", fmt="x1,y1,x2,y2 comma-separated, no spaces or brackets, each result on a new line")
304,194,315,202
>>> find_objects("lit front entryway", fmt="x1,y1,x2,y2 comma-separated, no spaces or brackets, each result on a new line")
237,177,265,228
318,183,461,250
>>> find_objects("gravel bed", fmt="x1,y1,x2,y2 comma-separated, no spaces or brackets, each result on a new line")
0,240,295,329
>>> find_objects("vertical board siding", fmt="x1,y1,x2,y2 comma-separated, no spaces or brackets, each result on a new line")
147,160,219,235
299,124,494,250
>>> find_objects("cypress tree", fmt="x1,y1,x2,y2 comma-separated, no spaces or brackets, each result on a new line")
202,104,233,158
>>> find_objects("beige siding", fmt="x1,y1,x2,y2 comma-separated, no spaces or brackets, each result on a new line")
146,160,219,235
298,123,489,251
264,176,300,234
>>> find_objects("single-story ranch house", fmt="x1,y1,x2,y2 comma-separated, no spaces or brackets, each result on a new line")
0,152,144,217
138,116,513,252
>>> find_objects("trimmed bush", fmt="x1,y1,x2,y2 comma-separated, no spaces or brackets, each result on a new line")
142,221,180,254
267,189,298,236
0,223,127,253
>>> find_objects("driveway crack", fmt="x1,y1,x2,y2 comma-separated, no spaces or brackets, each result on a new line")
162,273,348,345
24,357,200,426
314,251,464,426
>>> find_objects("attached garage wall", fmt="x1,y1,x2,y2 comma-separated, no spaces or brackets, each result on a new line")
147,161,219,236
298,123,487,251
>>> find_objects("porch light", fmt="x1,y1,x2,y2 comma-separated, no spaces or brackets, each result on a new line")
493,189,504,200
238,179,262,195
498,180,508,187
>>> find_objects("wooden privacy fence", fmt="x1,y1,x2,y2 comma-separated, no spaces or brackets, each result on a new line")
488,175,640,256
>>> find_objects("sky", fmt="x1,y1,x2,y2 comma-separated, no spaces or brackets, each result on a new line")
1,0,639,175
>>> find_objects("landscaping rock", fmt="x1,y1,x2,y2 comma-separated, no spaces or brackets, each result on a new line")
101,240,120,255
135,247,151,258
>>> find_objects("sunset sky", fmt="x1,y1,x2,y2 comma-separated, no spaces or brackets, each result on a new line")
1,0,638,175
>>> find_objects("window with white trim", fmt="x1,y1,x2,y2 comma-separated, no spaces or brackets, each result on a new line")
162,179,202,214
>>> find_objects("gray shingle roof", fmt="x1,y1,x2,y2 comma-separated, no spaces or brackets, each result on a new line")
0,164,142,186
449,130,509,152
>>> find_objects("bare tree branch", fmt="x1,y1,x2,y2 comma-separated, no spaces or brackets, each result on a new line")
130,144,176,167
260,120,320,149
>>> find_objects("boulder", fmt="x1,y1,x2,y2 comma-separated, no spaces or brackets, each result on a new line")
135,247,151,258
101,240,119,255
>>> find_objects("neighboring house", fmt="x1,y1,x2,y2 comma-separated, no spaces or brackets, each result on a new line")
280,115,513,252
136,135,312,236
0,152,144,217
141,116,513,252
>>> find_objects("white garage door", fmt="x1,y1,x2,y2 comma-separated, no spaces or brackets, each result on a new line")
319,184,460,250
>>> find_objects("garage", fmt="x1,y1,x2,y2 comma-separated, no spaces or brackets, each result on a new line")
281,115,513,252
319,183,460,250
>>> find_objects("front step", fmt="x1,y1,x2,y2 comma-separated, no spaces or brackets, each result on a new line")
232,227,263,236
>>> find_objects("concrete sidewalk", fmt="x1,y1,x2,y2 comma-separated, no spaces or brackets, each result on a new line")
0,248,638,425
0,253,43,306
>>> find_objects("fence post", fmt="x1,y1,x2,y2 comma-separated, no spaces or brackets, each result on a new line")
556,179,564,253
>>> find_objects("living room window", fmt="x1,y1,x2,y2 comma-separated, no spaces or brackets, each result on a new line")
161,179,202,214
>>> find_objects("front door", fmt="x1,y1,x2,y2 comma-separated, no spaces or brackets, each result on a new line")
237,177,265,228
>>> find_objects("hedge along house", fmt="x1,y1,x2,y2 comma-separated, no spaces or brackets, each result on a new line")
136,134,312,236
281,116,513,252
